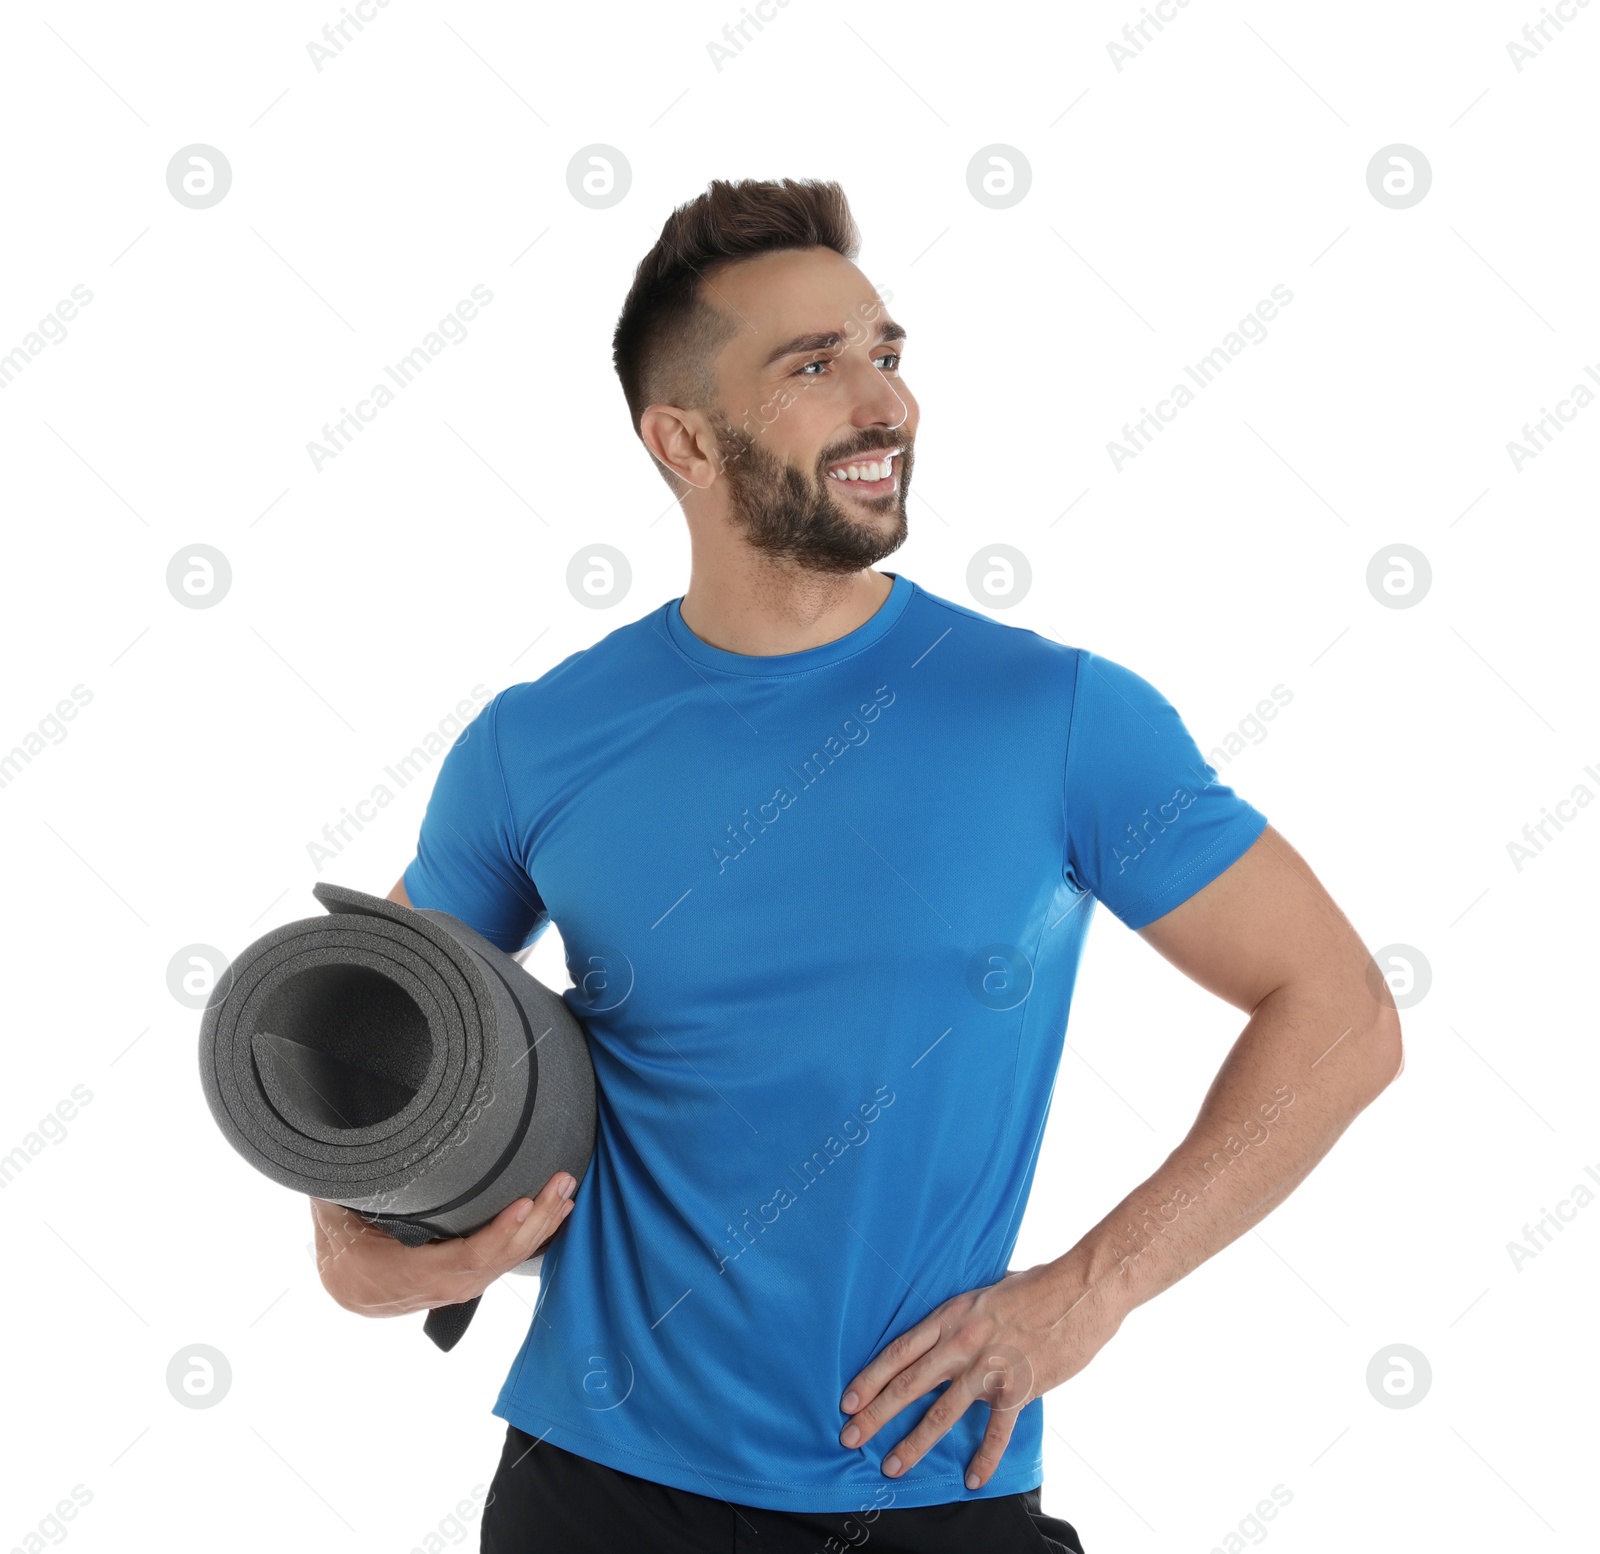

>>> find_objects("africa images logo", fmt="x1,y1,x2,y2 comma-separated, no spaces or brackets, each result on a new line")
711,686,896,874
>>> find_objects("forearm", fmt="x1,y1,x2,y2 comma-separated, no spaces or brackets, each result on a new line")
1045,982,1402,1329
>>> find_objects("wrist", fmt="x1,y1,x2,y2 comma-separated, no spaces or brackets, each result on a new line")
1040,1231,1140,1336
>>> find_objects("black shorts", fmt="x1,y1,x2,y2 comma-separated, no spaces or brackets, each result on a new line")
481,1425,1088,1553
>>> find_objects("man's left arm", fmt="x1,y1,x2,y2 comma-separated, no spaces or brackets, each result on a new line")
836,823,1403,1488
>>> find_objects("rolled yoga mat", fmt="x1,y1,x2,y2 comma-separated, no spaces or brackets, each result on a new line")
198,881,596,1351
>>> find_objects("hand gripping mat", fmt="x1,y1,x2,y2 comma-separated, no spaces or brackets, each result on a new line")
197,881,595,1351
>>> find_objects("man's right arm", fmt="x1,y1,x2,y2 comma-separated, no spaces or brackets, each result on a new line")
308,873,572,1319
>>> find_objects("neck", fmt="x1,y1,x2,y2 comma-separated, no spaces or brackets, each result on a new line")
677,548,894,657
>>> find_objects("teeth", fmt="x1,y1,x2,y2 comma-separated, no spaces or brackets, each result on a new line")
828,451,898,482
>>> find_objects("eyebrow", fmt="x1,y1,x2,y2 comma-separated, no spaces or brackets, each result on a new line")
759,318,906,370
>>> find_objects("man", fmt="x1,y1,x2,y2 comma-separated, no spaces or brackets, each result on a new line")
310,178,1402,1553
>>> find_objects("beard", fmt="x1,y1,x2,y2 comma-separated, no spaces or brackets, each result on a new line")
711,417,913,574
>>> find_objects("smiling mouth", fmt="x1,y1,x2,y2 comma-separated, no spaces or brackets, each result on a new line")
824,447,902,498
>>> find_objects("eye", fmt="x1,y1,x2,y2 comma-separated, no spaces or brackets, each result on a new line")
795,349,903,378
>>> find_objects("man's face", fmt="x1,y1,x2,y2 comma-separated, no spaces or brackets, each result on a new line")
700,248,918,573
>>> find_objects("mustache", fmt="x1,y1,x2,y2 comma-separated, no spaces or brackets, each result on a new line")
817,437,909,469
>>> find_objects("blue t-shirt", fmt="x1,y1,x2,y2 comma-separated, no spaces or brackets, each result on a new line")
402,570,1267,1513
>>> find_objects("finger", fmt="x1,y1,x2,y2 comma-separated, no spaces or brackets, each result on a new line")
874,1373,979,1477
508,1190,574,1265
840,1340,954,1452
357,1206,535,1317
497,1171,578,1264
839,1316,943,1424
963,1399,1019,1490
950,1345,1033,1487
428,1173,576,1294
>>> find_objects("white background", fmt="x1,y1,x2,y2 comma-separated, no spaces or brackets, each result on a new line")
1,1,1595,1549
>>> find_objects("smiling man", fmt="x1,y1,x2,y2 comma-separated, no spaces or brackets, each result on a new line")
312,178,1402,1553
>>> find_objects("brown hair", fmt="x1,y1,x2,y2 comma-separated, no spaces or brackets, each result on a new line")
611,179,860,467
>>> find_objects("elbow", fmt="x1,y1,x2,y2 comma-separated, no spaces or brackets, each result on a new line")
1360,986,1405,1095
1345,937,1406,1094
1377,1005,1405,1087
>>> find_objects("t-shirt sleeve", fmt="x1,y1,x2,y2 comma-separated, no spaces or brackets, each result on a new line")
1063,649,1268,931
401,688,550,953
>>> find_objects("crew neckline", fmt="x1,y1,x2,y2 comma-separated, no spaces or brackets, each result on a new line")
664,571,912,677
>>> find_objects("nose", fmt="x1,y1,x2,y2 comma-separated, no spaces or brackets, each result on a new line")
840,352,912,436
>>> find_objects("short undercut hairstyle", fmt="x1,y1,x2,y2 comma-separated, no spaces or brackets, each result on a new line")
612,178,860,485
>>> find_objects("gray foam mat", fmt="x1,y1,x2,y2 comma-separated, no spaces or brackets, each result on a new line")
198,881,595,1349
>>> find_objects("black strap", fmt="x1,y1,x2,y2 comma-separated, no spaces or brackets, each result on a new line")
422,1295,482,1352
361,1213,481,1351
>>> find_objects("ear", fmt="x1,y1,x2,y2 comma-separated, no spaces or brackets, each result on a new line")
640,406,720,491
